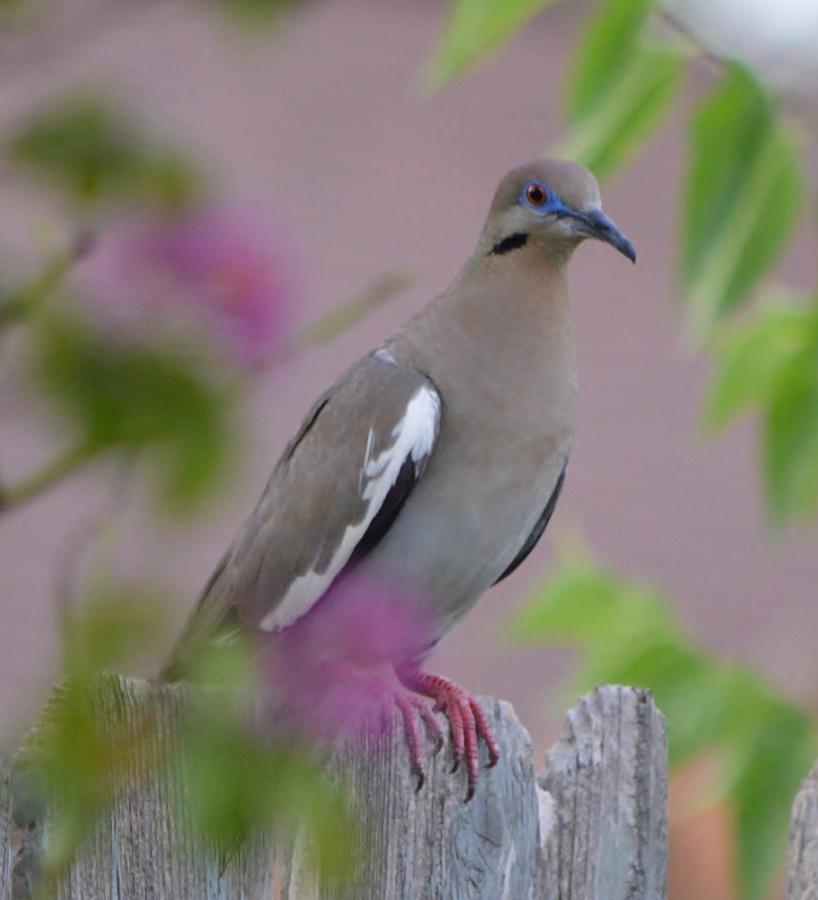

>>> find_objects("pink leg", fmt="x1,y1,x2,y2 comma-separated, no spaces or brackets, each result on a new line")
395,664,500,801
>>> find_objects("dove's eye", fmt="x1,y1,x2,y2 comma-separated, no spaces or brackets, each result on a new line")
525,183,548,206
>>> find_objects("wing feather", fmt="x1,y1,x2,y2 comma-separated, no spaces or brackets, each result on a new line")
163,351,441,678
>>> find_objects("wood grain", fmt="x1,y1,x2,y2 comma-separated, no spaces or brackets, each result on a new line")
0,678,676,899
787,763,818,900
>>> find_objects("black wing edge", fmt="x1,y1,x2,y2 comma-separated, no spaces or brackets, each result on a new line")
492,460,567,586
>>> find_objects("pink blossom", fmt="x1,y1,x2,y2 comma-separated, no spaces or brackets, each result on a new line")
260,572,437,741
78,208,299,366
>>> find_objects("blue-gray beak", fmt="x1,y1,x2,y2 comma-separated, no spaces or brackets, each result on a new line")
566,208,636,263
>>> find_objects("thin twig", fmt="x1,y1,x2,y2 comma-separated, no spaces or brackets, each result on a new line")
0,230,94,337
658,6,818,138
249,267,414,376
657,8,725,72
0,440,98,514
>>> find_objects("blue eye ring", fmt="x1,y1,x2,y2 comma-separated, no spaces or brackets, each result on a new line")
524,181,548,207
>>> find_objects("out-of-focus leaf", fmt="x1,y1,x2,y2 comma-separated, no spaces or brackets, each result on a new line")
15,675,152,878
426,0,561,87
6,97,200,213
513,548,818,898
0,235,92,336
61,582,169,678
36,314,231,509
583,637,739,764
563,48,682,179
566,0,654,119
706,301,815,430
706,298,818,522
181,680,355,880
509,551,672,643
728,701,817,900
561,0,682,179
763,337,818,520
683,65,803,335
209,0,303,22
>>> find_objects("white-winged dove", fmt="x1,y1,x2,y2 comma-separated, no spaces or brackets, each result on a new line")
164,159,635,799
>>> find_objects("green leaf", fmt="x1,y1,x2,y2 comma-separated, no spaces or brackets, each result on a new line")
706,301,815,431
16,675,153,879
181,684,355,881
426,0,561,87
210,0,303,21
6,96,200,213
566,0,656,119
728,701,817,900
36,315,231,509
683,65,803,335
560,0,682,179
61,582,170,678
763,332,818,520
562,47,682,180
515,547,818,900
509,553,672,644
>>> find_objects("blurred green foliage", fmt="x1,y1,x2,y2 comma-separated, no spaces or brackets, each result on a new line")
209,0,305,22
427,0,559,86
562,0,683,178
14,586,171,882
707,299,818,521
182,685,354,878
6,97,201,214
16,603,353,890
35,314,232,511
0,68,398,890
510,549,818,900
683,65,803,334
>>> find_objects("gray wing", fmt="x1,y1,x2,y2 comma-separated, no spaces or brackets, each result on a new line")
163,350,441,678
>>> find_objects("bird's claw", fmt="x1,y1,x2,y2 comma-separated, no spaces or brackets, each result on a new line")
396,667,501,802
393,691,443,793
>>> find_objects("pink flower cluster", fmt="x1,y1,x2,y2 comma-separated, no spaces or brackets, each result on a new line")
79,208,299,367
261,572,437,741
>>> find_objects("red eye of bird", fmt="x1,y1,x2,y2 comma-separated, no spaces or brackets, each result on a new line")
526,183,547,206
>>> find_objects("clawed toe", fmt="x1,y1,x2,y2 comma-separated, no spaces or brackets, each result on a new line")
394,691,448,792
395,665,501,801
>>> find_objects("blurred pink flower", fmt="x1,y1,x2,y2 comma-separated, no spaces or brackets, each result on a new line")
261,572,438,741
78,208,299,366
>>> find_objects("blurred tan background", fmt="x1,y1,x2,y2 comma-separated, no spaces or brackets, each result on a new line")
1,1,817,895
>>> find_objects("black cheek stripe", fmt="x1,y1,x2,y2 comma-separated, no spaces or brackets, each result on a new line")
490,232,528,255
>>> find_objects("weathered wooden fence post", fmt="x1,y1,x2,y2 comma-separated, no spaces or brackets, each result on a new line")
787,763,818,900
0,677,723,899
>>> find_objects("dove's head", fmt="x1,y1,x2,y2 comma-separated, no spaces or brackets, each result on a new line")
481,159,635,264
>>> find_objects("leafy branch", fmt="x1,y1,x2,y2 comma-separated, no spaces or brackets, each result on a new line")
431,0,818,526
510,547,818,900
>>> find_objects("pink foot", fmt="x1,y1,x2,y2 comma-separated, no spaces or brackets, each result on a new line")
396,664,500,801
303,661,444,791
392,692,444,791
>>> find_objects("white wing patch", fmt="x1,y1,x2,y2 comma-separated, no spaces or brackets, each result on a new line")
259,385,440,632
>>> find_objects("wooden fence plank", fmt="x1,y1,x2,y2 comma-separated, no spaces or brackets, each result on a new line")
539,685,668,900
1,759,10,900
284,696,543,900
1,678,673,899
787,763,818,900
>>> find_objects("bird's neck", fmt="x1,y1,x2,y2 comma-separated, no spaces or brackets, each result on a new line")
445,248,574,365
396,248,577,404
